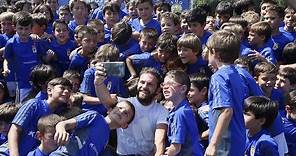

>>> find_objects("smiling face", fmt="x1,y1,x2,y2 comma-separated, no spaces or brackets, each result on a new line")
54,23,69,44
256,72,276,94
108,101,135,128
16,23,32,42
136,73,159,105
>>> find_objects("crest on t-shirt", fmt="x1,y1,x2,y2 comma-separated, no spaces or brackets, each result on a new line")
250,145,255,156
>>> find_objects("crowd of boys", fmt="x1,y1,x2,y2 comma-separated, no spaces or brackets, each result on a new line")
0,0,296,155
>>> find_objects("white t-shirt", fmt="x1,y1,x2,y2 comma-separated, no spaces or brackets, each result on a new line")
116,97,169,155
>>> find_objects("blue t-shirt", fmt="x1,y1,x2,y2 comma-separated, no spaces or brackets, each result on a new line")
4,35,46,88
0,134,7,145
271,89,285,116
129,52,164,74
255,45,277,65
69,52,90,75
245,129,279,156
0,34,14,47
49,38,76,75
80,67,128,115
68,19,88,40
130,18,161,36
27,147,49,156
200,31,212,48
50,111,110,156
115,39,141,61
35,91,48,100
186,56,212,76
167,99,203,156
271,32,291,62
9,99,52,156
208,65,247,156
91,8,127,22
283,117,296,156
279,27,296,42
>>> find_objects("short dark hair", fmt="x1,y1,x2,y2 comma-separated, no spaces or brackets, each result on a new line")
189,73,210,91
33,4,54,23
278,67,296,85
139,67,163,87
283,42,296,64
244,96,278,129
63,70,81,81
111,21,132,45
0,103,19,123
32,13,48,28
140,28,158,42
156,32,178,55
120,100,135,124
103,2,120,15
206,30,240,63
215,1,233,17
30,64,56,91
233,0,254,15
135,0,153,7
253,62,277,78
12,11,32,26
53,19,68,31
154,1,171,13
286,90,296,108
48,77,73,89
160,12,180,26
186,7,207,25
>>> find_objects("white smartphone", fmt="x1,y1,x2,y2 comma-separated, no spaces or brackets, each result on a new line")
102,62,125,78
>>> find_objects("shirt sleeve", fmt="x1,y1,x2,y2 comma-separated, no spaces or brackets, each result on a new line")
75,110,99,129
257,140,279,156
12,100,37,128
210,74,233,109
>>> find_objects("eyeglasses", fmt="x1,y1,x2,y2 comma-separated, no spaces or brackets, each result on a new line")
160,81,183,88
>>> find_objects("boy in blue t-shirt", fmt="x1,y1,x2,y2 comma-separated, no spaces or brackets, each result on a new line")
50,100,135,156
188,73,210,148
186,7,212,48
87,19,109,47
3,11,49,101
69,26,97,74
276,67,296,97
205,30,247,156
80,44,128,115
264,5,291,62
50,20,76,76
27,114,64,156
130,0,161,37
177,33,211,77
68,0,88,39
4,78,72,156
283,90,296,156
0,103,19,145
248,21,277,64
126,28,158,79
244,96,279,156
162,70,203,156
102,2,120,40
0,12,15,47
159,12,180,36
279,8,296,42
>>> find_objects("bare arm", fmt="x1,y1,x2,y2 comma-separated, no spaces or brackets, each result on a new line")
205,107,233,156
153,123,168,156
94,64,117,106
54,118,77,145
164,143,181,156
126,57,137,79
8,124,22,156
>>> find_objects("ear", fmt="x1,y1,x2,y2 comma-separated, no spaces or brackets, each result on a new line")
286,105,292,113
47,85,53,95
181,85,188,95
258,118,266,127
259,35,266,42
36,131,42,140
201,87,208,96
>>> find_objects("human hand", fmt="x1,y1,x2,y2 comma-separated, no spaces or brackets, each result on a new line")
247,50,266,62
204,143,217,156
54,122,70,146
94,63,107,85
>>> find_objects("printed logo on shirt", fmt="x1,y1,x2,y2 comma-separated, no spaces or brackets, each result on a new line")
67,49,71,56
272,43,279,50
32,44,37,53
250,145,255,156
